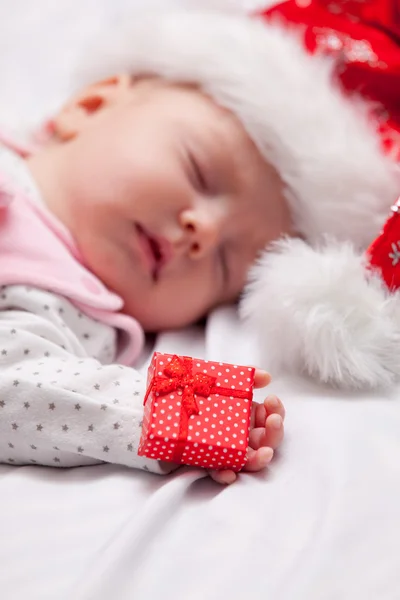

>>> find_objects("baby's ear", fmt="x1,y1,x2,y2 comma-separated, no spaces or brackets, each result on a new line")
53,74,131,141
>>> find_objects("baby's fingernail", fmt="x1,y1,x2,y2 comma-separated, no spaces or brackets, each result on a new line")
271,415,283,429
256,369,271,381
267,395,278,405
259,447,274,463
222,472,237,485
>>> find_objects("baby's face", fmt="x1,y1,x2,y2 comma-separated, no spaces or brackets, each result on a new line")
28,77,292,330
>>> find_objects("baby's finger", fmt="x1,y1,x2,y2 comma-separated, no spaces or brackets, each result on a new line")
253,397,285,429
264,413,284,449
253,369,271,389
249,414,284,450
254,401,266,429
243,447,274,472
264,395,286,421
252,393,284,428
209,469,237,485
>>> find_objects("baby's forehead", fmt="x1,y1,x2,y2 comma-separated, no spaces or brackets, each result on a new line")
155,81,247,137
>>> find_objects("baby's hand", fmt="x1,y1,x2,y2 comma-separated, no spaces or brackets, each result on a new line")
209,370,285,485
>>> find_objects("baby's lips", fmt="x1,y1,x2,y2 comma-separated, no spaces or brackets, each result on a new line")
153,231,174,269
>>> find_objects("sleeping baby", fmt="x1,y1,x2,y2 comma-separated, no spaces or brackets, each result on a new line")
0,9,291,485
2,4,396,483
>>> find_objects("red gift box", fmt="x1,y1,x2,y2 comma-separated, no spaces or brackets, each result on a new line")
138,353,255,471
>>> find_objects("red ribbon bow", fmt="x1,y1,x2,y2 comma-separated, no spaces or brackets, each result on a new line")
144,355,252,462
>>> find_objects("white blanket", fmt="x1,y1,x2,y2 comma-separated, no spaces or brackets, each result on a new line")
1,2,400,599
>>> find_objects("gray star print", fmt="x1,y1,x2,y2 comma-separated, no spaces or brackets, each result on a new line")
10,329,16,334
53,457,60,463
389,241,400,266
13,380,19,386
134,391,140,396
0,284,160,473
30,445,37,450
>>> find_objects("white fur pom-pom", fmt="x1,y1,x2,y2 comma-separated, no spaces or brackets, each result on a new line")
240,238,400,389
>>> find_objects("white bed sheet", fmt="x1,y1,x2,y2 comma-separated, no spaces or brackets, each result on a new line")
1,2,400,599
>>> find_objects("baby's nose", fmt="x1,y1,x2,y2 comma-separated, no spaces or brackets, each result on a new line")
179,209,219,259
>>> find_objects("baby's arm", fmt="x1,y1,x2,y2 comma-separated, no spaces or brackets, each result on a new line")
0,285,174,474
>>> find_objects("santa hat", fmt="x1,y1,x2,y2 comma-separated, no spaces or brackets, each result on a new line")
81,8,400,389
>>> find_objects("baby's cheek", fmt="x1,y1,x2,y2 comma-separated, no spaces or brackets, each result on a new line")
152,269,217,329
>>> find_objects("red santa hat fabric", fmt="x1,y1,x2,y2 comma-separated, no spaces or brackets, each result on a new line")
242,0,400,389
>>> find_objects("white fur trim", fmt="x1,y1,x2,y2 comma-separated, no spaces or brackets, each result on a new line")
240,238,400,389
80,9,399,246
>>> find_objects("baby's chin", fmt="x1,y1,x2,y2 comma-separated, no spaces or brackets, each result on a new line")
122,294,207,333
122,300,175,332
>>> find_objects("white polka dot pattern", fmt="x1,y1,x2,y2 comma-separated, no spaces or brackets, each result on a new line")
138,353,254,472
